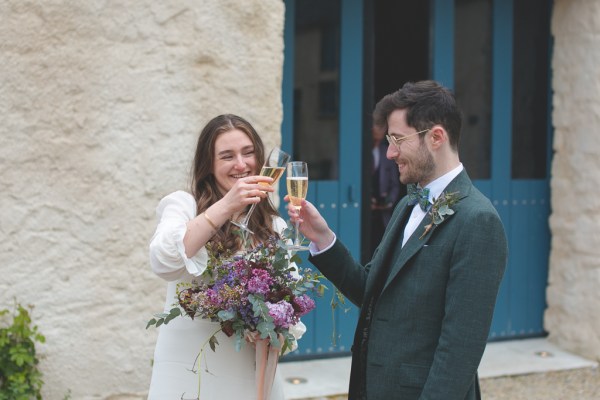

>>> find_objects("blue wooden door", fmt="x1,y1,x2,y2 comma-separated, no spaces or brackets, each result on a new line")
281,0,363,358
432,0,552,339
282,0,552,360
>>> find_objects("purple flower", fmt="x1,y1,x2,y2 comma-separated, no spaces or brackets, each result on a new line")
247,269,274,295
266,300,295,328
293,294,316,316
205,288,221,305
172,234,322,351
239,302,259,327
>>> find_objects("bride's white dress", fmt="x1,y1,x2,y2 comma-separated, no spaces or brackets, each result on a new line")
148,191,300,400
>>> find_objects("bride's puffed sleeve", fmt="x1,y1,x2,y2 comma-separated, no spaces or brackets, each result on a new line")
149,191,208,281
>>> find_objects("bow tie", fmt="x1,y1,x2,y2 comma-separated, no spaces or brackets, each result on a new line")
407,183,431,211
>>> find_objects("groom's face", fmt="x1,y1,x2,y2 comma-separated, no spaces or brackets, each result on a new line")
386,109,435,186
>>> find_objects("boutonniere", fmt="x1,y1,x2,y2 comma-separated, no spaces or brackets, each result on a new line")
419,191,460,239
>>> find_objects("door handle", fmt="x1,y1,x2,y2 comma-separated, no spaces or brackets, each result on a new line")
347,185,355,203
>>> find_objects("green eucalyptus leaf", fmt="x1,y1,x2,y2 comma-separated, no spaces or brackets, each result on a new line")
217,310,236,321
235,333,243,352
269,333,280,348
256,321,270,333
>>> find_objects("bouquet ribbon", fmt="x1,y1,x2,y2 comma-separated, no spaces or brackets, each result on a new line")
249,332,282,400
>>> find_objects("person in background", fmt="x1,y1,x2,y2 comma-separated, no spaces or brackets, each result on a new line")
370,122,402,255
287,81,508,400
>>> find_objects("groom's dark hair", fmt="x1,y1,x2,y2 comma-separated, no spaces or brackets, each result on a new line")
373,80,463,151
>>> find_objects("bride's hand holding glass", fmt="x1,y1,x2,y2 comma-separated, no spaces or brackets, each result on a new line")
231,147,291,235
222,175,274,217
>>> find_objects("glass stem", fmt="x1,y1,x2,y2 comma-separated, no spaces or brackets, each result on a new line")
241,203,258,247
242,203,258,226
294,219,301,245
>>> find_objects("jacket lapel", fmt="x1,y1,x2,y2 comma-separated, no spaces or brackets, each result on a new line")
382,170,473,292
376,201,411,258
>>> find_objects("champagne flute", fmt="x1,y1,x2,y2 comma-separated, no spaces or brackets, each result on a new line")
286,161,309,251
231,147,291,236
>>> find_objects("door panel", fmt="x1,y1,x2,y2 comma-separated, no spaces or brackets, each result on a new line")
434,0,552,340
281,0,362,359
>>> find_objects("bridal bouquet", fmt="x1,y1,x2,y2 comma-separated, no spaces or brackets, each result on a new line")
147,231,323,399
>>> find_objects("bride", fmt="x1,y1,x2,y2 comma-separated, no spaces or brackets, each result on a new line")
147,114,303,399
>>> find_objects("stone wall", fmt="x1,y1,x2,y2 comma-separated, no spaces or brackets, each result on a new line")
546,0,600,361
0,1,285,398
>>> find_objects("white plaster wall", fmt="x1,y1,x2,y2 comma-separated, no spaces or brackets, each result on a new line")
547,0,600,361
0,1,285,398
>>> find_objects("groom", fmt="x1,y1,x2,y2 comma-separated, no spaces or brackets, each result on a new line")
287,80,508,399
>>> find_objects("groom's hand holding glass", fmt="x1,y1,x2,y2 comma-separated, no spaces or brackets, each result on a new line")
285,161,310,251
285,197,336,252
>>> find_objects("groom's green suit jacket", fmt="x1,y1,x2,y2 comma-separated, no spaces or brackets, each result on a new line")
310,170,508,400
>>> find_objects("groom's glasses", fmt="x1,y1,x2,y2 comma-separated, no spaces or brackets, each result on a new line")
386,128,430,149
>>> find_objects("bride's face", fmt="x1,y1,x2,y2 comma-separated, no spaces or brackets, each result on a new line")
212,129,258,195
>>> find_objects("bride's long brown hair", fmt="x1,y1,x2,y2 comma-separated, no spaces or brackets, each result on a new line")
190,114,279,251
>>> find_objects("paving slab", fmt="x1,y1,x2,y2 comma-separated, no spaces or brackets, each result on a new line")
279,338,598,399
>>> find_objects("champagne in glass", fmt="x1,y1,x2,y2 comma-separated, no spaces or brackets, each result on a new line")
287,177,308,210
231,147,291,236
259,166,286,185
286,161,309,251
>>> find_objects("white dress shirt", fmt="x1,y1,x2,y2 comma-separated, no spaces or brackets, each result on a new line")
402,163,463,247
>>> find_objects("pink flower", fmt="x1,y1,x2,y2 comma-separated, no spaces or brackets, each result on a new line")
266,300,295,328
247,268,273,295
293,294,316,316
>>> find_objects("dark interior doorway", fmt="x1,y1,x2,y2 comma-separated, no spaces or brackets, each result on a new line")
361,0,431,262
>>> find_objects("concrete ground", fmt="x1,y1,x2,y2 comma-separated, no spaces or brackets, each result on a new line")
279,338,599,400
480,367,599,400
